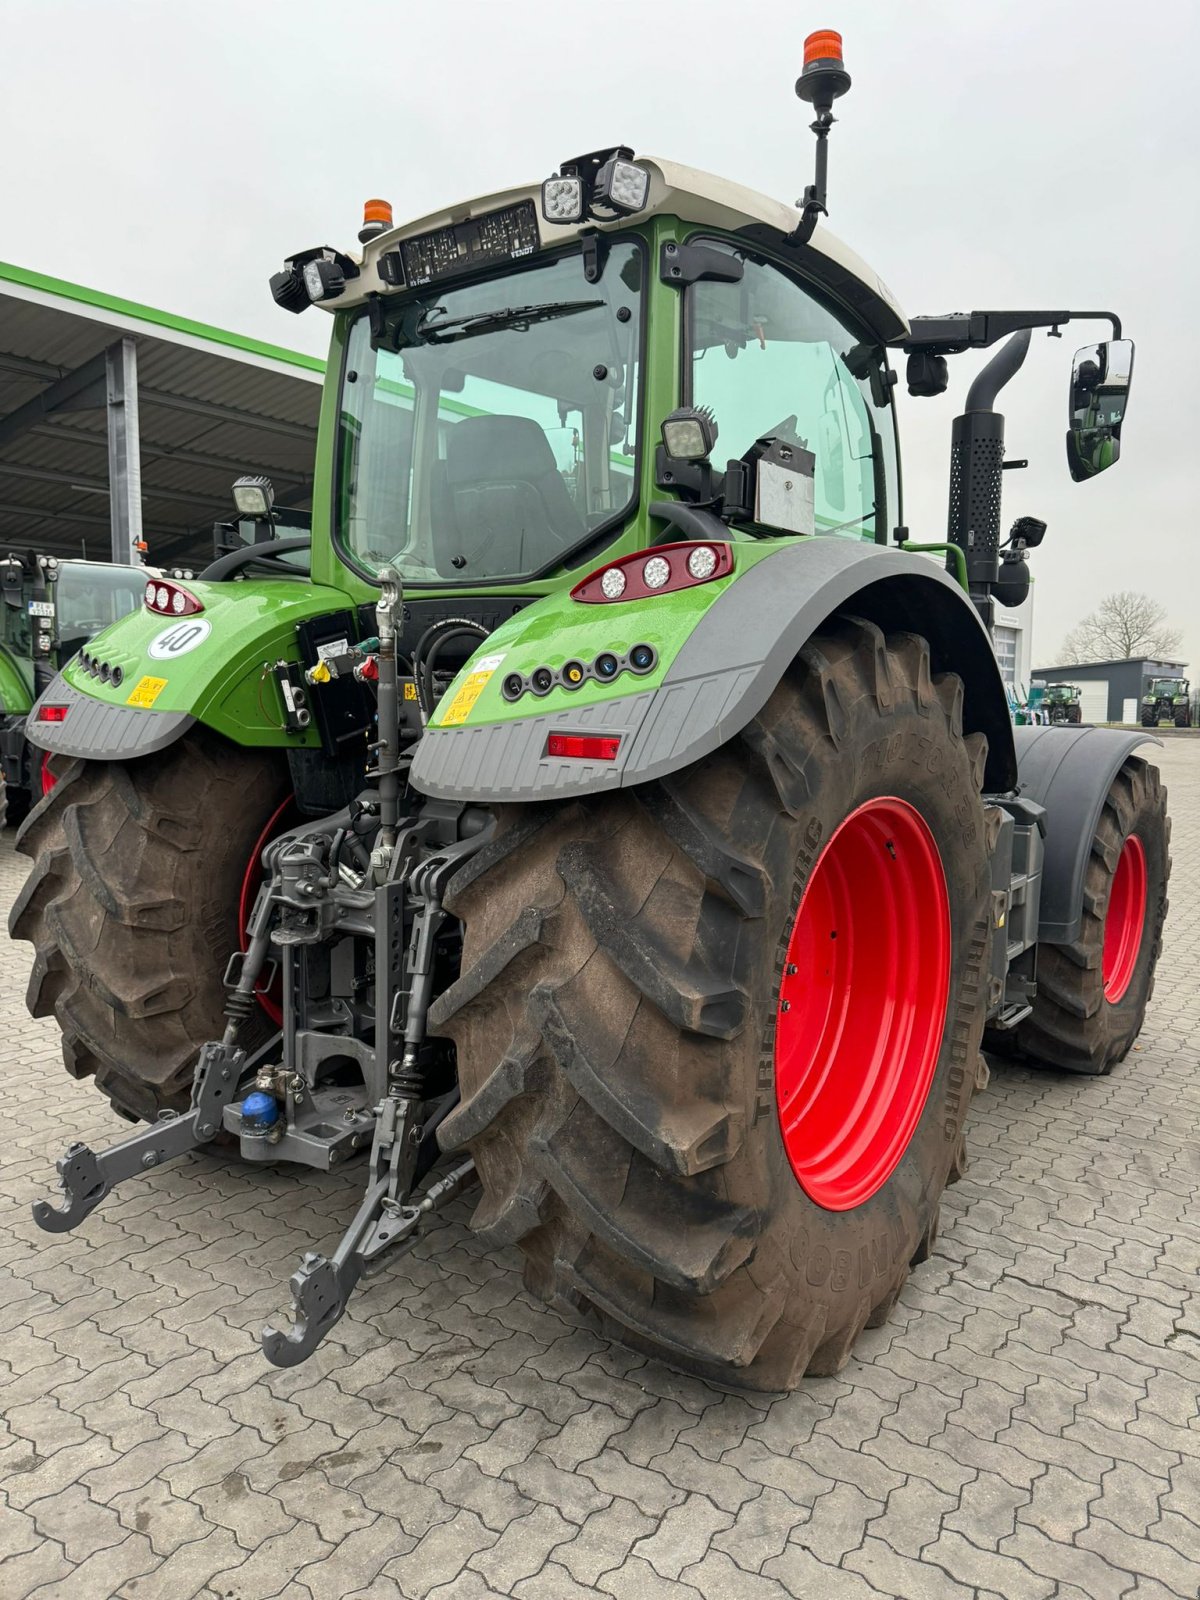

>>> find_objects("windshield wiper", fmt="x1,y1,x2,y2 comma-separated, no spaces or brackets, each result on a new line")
415,299,604,343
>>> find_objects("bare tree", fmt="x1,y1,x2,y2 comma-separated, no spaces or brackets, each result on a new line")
1059,592,1183,664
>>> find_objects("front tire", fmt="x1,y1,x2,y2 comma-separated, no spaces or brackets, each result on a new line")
10,730,290,1121
432,620,994,1389
1011,757,1169,1074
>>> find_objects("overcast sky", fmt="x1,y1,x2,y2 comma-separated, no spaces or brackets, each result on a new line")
3,0,1197,675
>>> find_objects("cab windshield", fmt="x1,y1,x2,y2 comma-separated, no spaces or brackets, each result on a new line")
337,241,644,585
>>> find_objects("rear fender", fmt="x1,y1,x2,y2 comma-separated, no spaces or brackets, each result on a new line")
410,540,1017,801
23,577,353,763
1013,725,1161,943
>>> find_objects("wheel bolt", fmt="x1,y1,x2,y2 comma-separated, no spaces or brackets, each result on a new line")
786,963,798,975
781,1000,791,1013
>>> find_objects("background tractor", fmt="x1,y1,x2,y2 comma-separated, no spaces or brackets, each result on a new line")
0,551,147,826
1044,682,1083,725
1141,675,1191,728
14,33,1171,1388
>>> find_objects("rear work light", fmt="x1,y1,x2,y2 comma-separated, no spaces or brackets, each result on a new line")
37,704,69,722
571,541,734,604
145,580,203,617
546,733,621,761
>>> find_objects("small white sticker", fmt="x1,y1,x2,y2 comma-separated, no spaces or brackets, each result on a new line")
28,600,55,618
472,653,507,673
148,618,212,659
317,638,351,663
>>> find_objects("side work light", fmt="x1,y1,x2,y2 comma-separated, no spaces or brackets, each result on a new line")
661,406,718,461
232,475,275,518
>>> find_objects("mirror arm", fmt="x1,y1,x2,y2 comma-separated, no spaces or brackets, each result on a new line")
902,308,1121,354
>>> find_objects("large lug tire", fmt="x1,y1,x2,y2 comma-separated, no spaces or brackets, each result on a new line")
9,731,291,1122
1140,710,1157,727
432,619,994,1390
1010,757,1170,1075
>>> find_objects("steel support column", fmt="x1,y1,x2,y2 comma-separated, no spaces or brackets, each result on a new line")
106,338,143,563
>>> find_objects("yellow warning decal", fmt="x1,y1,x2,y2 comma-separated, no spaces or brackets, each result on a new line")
126,675,168,709
404,681,418,701
438,653,506,727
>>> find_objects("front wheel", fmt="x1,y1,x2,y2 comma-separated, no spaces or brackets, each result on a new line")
1012,757,1169,1074
432,619,994,1389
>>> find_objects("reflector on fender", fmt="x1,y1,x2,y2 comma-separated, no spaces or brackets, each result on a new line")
546,733,621,761
37,704,69,722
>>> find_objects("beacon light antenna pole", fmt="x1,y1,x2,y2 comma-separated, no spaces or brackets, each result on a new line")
788,30,853,248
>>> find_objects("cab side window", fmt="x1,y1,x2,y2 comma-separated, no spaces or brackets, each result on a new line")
687,244,898,539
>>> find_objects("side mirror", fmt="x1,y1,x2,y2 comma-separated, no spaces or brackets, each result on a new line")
1067,338,1134,482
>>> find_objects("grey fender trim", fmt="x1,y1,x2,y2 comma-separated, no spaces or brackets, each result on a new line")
410,542,1017,803
1013,724,1161,944
23,673,195,761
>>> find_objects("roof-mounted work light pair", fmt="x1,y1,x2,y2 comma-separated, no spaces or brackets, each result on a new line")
269,199,393,314
540,147,651,226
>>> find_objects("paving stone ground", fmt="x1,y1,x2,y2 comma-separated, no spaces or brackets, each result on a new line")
1,742,1198,1599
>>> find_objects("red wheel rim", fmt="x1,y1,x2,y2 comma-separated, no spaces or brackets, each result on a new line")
775,797,951,1212
238,796,298,1025
1102,834,1146,1004
39,751,57,797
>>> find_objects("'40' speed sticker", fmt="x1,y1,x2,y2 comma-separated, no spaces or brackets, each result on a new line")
147,618,212,659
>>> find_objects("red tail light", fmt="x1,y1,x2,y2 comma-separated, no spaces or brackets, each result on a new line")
37,704,69,722
571,541,734,604
144,580,203,617
547,733,621,761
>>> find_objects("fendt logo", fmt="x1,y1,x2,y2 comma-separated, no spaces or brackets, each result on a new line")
147,619,212,660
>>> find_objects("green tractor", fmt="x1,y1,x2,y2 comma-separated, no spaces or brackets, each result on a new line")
1044,682,1083,725
14,35,1172,1388
0,552,148,826
1141,676,1191,729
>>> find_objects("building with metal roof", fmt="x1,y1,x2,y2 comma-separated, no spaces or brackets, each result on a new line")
0,262,323,569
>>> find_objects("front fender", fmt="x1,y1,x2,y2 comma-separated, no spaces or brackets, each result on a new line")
410,540,1016,802
23,577,354,763
1014,724,1161,944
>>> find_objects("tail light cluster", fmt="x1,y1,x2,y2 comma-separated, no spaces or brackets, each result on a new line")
145,580,203,617
571,541,734,604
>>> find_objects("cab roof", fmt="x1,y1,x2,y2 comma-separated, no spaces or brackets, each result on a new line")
332,156,909,346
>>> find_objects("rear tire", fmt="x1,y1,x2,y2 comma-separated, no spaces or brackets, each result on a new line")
9,730,290,1121
432,620,993,1389
1140,709,1157,727
1010,757,1169,1074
